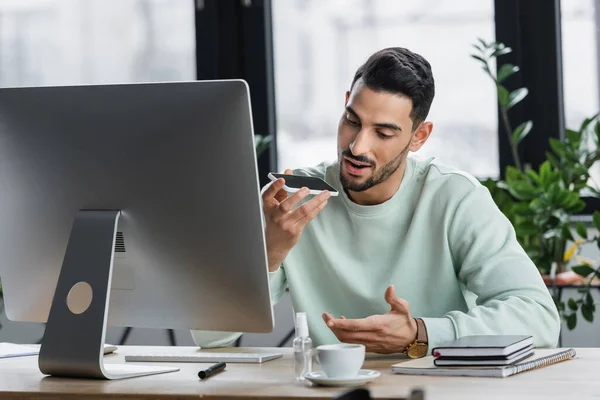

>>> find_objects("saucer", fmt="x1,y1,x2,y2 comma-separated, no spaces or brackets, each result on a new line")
304,370,381,387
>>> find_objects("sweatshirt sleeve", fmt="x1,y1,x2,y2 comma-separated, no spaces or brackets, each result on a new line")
421,184,560,352
190,267,288,348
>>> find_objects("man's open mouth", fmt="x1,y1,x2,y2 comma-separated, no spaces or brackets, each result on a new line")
345,158,371,169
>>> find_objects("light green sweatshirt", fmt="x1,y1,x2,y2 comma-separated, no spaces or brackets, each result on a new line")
191,155,560,351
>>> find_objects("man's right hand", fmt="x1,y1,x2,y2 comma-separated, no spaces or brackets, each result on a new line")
262,169,331,272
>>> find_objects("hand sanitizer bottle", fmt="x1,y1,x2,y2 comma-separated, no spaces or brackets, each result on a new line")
293,312,312,380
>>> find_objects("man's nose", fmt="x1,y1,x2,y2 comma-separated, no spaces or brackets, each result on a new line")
349,130,371,156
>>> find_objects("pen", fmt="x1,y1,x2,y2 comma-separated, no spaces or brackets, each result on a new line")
198,362,226,379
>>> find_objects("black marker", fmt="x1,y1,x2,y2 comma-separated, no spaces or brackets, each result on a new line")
198,362,226,379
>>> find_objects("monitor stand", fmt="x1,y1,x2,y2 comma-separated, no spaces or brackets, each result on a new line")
38,210,179,379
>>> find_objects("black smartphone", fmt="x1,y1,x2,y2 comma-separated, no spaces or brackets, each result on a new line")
268,173,339,196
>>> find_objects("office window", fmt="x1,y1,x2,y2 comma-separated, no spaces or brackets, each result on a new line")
561,0,600,191
272,0,498,178
0,0,195,87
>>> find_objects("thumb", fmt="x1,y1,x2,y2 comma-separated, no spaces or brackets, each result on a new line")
284,168,293,175
385,285,409,313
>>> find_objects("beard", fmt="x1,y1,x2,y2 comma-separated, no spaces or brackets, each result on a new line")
339,141,412,192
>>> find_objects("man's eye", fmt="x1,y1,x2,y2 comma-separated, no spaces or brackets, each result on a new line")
345,116,359,126
377,132,392,139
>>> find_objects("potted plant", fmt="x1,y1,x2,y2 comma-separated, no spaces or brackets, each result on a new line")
470,39,600,329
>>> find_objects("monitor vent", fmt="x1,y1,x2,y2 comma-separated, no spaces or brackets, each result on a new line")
115,232,126,253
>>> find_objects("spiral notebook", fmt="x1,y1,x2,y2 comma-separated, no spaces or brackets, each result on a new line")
392,348,576,378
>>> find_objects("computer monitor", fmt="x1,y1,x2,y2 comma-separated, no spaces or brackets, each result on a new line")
0,80,274,379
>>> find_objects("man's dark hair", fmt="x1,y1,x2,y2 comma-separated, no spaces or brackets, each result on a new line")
350,47,435,130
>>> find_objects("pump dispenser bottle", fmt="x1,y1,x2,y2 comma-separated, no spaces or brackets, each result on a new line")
293,312,312,380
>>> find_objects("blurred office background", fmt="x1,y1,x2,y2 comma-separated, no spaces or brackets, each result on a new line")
0,0,598,348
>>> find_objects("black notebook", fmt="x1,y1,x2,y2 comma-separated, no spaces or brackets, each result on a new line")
432,335,533,358
434,344,534,366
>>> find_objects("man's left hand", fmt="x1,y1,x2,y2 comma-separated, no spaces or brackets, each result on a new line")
322,285,417,354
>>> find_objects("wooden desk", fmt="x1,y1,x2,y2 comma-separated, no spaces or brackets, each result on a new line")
0,346,598,400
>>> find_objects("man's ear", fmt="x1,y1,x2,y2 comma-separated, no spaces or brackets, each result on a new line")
344,91,350,106
409,122,433,152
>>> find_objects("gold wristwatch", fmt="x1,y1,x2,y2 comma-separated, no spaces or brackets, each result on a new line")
405,318,428,359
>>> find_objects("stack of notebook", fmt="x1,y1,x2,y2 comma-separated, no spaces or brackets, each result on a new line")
432,335,534,366
392,335,577,378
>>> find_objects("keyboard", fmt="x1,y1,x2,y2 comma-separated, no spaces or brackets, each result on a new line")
125,351,283,364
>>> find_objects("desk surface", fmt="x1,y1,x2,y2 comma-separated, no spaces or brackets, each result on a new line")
0,346,597,400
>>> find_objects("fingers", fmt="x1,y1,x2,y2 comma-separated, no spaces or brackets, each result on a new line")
293,191,331,226
263,169,294,203
326,317,376,332
278,187,310,214
384,285,410,313
274,188,289,203
262,178,285,206
321,312,334,325
330,330,380,345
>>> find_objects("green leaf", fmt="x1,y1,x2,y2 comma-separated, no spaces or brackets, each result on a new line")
562,224,575,241
572,265,596,277
586,292,595,309
530,198,547,211
593,211,600,230
525,169,541,185
512,202,534,216
533,213,550,226
492,47,512,57
472,43,483,53
568,200,587,214
579,112,600,132
560,192,580,208
477,38,488,49
515,221,538,237
539,161,552,187
507,180,537,201
546,152,560,168
575,221,588,239
470,54,487,64
582,304,594,322
548,183,562,204
512,121,533,145
568,298,578,311
565,129,580,144
506,166,526,183
549,138,566,156
497,85,509,107
567,313,577,330
497,64,519,83
507,88,528,109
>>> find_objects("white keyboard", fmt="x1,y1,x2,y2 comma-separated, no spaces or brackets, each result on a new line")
125,352,283,364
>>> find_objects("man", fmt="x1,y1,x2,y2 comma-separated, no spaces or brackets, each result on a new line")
192,47,560,356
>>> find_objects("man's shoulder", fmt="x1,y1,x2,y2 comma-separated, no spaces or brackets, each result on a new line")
412,155,482,193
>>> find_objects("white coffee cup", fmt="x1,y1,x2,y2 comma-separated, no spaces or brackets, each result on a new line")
316,343,365,378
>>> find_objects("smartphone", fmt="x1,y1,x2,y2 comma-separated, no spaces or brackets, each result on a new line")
268,173,339,196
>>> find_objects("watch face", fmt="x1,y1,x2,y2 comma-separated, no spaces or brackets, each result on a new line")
407,343,428,359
